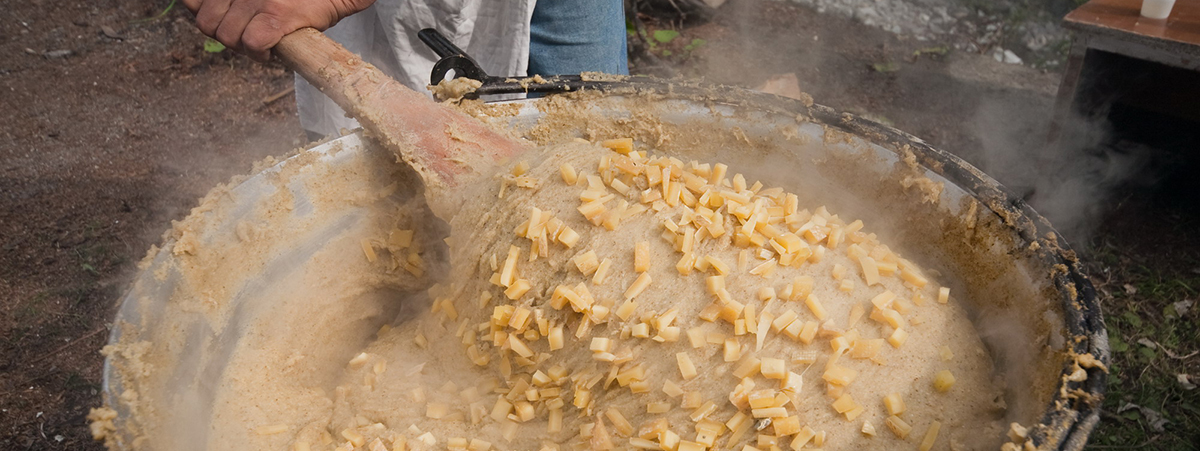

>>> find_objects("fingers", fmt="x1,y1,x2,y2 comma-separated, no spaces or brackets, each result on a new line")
214,0,261,50
241,13,292,62
179,0,203,14
186,0,372,62
333,0,379,22
194,0,233,37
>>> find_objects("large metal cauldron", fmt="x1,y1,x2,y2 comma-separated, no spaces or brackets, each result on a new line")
102,79,1106,450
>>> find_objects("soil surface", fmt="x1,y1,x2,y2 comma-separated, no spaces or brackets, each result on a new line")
1,1,302,449
2,0,1196,450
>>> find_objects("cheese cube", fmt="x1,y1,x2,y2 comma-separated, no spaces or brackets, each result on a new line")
789,427,815,449
676,352,698,380
887,328,909,348
822,365,857,386
634,241,650,272
918,421,942,451
804,295,828,320
883,393,906,416
773,416,801,436
885,415,912,439
760,358,786,379
933,370,956,392
602,138,634,155
859,256,881,286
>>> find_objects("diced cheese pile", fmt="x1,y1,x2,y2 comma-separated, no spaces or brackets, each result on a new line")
325,138,980,451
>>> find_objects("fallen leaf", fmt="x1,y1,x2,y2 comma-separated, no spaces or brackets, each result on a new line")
1173,299,1193,316
1178,374,1196,390
1123,284,1137,295
1117,403,1169,432
100,25,124,40
1139,338,1199,360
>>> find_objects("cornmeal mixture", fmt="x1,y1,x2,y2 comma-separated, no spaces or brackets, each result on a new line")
301,139,1003,451
95,139,1008,451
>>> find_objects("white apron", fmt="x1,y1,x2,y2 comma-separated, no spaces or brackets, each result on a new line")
295,0,537,136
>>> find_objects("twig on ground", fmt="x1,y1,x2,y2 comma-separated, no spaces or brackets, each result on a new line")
28,327,108,366
262,86,295,105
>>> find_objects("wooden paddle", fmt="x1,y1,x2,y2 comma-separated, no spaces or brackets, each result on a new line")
274,27,528,216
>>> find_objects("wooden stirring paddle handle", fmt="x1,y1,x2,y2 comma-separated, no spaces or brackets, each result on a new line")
274,28,527,194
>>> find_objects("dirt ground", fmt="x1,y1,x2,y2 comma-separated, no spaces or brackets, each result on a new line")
1,0,1196,450
1,1,302,449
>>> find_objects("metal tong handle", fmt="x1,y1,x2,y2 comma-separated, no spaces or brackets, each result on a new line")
419,28,627,98
418,28,496,86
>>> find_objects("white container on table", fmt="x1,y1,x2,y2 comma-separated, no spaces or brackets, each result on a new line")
1141,0,1177,19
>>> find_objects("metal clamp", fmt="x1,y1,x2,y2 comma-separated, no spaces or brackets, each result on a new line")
418,28,616,99
417,28,499,86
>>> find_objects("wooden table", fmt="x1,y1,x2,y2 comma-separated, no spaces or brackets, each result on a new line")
1055,0,1200,137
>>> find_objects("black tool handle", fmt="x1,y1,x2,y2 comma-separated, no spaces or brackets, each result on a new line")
419,27,626,98
419,28,494,86
418,28,466,59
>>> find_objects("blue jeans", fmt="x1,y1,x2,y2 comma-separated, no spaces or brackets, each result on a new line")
528,0,629,76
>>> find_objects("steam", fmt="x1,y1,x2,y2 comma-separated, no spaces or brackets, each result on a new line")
704,0,1159,250
972,308,1040,423
969,100,1156,249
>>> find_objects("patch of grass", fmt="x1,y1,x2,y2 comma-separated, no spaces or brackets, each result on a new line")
637,25,707,63
1085,240,1200,450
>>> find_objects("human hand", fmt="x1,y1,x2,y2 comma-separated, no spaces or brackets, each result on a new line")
181,0,377,61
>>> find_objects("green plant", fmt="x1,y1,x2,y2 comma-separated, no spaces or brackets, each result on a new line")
134,0,177,23
204,38,226,53
638,27,705,60
652,29,680,44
